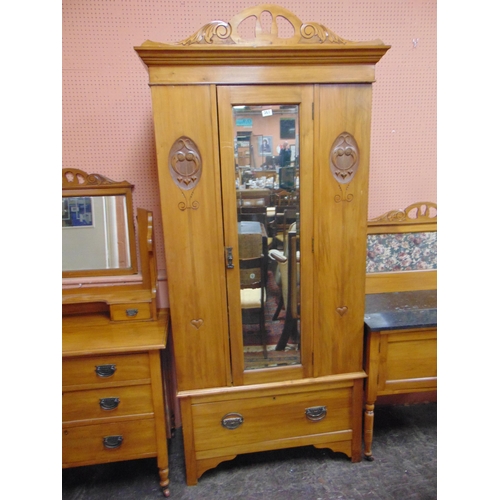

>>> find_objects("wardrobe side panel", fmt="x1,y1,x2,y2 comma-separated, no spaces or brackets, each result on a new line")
313,84,372,377
150,85,230,391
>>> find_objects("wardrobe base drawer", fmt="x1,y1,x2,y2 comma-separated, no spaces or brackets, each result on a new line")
62,418,157,467
192,386,353,454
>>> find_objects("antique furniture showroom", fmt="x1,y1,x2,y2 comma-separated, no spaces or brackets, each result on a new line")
62,4,436,498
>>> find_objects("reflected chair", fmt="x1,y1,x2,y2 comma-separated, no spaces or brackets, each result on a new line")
238,233,268,358
270,206,297,250
238,208,273,248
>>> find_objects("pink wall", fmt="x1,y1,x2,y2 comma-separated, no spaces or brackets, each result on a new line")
63,1,436,306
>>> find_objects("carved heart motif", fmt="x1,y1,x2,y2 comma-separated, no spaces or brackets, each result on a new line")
334,148,356,171
336,306,348,316
190,319,204,329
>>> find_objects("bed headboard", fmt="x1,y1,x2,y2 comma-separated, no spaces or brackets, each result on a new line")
365,202,437,294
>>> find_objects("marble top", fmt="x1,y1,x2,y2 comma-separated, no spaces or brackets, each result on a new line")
364,290,437,332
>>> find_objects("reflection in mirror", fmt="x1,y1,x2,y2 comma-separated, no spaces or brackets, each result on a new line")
233,105,300,371
62,168,138,278
62,195,131,271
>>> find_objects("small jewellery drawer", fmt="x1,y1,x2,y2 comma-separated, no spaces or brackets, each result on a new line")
192,387,353,452
62,384,153,423
109,302,152,322
62,418,157,466
62,353,150,388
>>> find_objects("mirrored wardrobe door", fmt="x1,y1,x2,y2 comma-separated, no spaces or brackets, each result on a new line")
217,85,314,385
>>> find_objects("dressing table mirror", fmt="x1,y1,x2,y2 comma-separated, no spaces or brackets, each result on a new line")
62,168,158,321
62,168,138,277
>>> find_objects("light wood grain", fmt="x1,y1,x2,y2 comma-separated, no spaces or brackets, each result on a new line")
136,4,389,485
365,270,437,294
62,384,153,424
150,84,230,392
313,84,372,377
62,311,170,494
363,326,437,459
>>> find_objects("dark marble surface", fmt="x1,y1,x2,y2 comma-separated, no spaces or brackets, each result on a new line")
62,403,437,500
364,290,437,332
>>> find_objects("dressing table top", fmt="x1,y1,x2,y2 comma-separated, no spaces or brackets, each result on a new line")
62,310,168,357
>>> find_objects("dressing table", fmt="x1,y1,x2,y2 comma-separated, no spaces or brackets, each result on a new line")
62,168,171,497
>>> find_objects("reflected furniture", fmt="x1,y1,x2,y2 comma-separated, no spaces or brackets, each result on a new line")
237,188,272,207
363,203,437,460
270,205,297,249
238,234,268,356
272,227,301,351
135,4,389,485
62,170,171,496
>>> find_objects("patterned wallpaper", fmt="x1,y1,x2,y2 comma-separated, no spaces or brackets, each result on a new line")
62,1,437,304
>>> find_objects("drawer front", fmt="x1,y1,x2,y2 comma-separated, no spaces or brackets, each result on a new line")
63,353,150,388
192,387,352,452
385,337,437,382
62,384,153,423
62,418,156,466
109,302,152,322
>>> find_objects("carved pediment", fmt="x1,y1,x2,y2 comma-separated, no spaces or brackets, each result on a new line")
369,202,437,224
178,5,353,47
62,168,132,189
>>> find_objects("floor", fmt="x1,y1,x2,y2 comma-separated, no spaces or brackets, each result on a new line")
62,402,437,499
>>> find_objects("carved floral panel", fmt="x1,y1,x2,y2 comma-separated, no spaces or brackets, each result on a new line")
168,136,202,191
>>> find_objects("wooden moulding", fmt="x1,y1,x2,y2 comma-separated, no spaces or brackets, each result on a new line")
365,202,437,294
135,4,390,79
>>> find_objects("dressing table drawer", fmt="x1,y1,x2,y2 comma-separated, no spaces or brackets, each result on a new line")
63,353,150,389
62,384,154,423
110,302,153,322
62,418,157,466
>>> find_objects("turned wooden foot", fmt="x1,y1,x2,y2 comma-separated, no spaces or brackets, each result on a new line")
364,402,375,460
159,467,170,497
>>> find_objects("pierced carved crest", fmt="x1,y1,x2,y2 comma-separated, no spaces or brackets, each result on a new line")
369,202,437,224
62,168,130,189
178,4,350,46
329,132,359,202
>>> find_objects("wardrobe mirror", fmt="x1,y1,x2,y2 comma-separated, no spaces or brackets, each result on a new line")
233,104,300,370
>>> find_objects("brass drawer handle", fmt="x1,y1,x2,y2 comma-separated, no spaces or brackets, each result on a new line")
95,364,116,378
103,435,123,449
305,406,327,421
221,412,244,430
126,308,139,317
99,397,120,411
